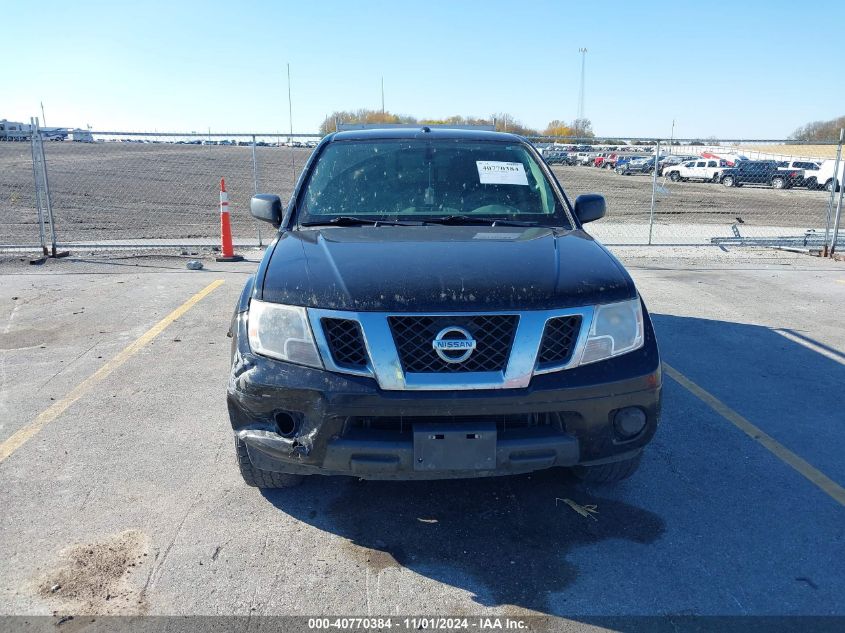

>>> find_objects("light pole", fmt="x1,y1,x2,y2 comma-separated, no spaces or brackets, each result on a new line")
287,63,293,143
577,48,587,122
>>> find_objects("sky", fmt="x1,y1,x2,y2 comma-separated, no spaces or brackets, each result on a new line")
3,0,844,139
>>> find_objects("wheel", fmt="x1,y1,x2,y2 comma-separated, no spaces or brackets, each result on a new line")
771,176,785,189
825,179,837,192
722,175,735,187
669,171,680,182
572,454,642,484
235,437,305,488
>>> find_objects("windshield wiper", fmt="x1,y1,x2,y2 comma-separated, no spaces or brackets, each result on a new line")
300,216,420,227
423,215,535,227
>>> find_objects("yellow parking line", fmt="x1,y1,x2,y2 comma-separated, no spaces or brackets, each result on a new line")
663,362,845,507
0,279,225,464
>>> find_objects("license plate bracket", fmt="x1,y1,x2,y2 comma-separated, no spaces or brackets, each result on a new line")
413,422,497,471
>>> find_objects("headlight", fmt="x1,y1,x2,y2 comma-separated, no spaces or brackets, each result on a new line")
247,300,323,368
579,298,644,365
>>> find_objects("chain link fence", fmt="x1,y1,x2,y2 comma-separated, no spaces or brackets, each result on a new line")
531,138,845,248
36,133,317,247
0,140,39,248
2,130,844,253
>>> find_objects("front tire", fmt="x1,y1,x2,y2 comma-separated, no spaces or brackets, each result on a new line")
572,454,642,484
722,175,735,187
771,176,785,189
669,171,680,182
235,437,305,488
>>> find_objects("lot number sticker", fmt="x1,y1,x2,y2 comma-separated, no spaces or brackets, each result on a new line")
476,161,529,186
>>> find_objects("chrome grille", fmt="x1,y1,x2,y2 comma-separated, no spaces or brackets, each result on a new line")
321,318,368,368
388,315,518,373
537,316,582,368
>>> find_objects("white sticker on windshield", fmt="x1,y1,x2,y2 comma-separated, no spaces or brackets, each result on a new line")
476,161,529,186
473,232,523,240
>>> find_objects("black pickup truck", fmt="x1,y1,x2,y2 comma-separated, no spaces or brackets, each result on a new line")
544,149,574,165
227,127,662,488
719,160,802,189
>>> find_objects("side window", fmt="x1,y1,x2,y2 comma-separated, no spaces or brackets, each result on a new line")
707,161,717,168
684,162,695,168
696,161,706,167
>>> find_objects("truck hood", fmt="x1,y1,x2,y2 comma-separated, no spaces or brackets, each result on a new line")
260,225,636,311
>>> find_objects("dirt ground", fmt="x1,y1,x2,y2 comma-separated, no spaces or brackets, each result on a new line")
0,142,835,246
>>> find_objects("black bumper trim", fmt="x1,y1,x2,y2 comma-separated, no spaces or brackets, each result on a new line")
241,428,586,480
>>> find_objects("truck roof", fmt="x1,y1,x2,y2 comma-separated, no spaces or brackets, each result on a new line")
329,127,525,143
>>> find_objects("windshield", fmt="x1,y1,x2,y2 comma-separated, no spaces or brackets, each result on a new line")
296,139,572,228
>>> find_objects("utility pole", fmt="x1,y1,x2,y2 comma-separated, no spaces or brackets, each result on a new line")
670,119,675,148
287,63,293,143
577,48,587,122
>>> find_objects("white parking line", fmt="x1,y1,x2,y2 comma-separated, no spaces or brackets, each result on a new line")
774,328,845,365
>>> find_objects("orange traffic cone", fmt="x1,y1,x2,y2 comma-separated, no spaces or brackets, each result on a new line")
216,177,243,262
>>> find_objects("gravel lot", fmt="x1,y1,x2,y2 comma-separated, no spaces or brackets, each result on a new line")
0,142,835,247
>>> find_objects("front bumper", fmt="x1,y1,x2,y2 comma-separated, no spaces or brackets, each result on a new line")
227,310,662,480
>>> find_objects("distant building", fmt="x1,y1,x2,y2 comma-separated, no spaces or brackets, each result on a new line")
0,119,31,140
72,128,94,142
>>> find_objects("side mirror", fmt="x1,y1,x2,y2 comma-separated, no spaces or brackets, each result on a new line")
573,193,606,224
250,194,283,226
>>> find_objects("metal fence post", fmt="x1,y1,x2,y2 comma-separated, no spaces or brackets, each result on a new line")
29,117,67,259
251,134,262,246
30,118,48,256
830,167,845,256
824,128,844,255
648,139,661,245
36,132,59,255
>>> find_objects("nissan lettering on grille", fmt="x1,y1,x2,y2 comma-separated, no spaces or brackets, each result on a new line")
432,327,477,363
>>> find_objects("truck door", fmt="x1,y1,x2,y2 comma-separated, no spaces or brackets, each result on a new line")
706,160,719,181
679,161,696,179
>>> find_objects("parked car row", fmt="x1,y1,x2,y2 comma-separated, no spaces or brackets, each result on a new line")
539,146,844,192
664,158,842,191
105,139,321,147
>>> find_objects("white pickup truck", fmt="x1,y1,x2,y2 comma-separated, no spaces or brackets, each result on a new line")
664,159,729,183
